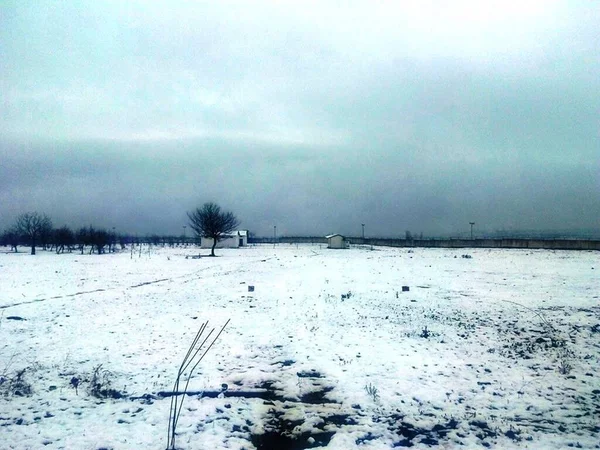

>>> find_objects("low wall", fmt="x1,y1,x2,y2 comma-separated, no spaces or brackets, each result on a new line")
249,236,327,245
249,237,600,250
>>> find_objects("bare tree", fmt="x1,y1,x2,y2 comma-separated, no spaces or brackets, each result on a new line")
54,226,75,254
110,229,118,253
91,228,110,254
187,202,240,256
118,234,129,250
2,228,21,252
77,227,92,254
40,224,54,250
15,212,53,255
77,226,110,254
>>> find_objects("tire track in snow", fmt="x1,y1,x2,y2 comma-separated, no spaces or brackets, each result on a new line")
0,256,261,310
0,288,108,310
129,278,171,289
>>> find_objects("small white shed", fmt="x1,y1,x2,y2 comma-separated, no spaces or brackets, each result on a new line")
201,230,248,249
325,234,347,249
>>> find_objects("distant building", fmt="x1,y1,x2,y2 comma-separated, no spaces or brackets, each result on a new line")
201,230,248,249
325,234,348,249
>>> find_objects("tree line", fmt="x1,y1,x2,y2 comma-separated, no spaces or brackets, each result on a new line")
1,212,191,255
2,203,241,256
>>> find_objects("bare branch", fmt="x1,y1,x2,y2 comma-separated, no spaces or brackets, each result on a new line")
187,202,240,256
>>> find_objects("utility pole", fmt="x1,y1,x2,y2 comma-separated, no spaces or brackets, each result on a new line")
469,222,475,240
183,225,187,245
274,225,277,244
361,223,365,240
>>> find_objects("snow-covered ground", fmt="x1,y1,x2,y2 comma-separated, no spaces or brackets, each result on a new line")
0,244,598,449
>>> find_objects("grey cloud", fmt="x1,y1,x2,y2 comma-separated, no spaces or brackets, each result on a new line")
1,1,598,237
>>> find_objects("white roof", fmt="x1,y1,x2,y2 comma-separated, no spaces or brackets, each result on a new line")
201,230,247,239
325,234,344,239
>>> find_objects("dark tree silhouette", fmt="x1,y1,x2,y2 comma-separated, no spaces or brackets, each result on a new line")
2,228,21,252
15,212,52,255
91,228,110,254
54,226,75,254
40,224,53,250
76,226,110,254
76,227,92,254
118,234,129,250
187,202,240,256
76,226,108,254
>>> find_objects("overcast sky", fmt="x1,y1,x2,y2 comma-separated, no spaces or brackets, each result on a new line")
1,1,598,237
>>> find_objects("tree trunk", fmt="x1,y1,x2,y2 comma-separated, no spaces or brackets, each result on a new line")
211,238,217,256
31,237,36,255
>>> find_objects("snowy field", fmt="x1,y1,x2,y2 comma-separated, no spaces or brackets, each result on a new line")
0,244,599,449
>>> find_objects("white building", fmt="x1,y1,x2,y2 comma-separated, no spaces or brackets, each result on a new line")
325,234,348,249
201,230,248,249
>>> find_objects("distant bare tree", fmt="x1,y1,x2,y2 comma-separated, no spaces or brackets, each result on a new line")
187,202,240,256
77,227,92,254
91,228,110,254
2,228,21,252
118,234,128,250
75,226,109,254
40,224,54,250
77,226,111,254
54,226,75,254
15,212,52,255
108,229,118,253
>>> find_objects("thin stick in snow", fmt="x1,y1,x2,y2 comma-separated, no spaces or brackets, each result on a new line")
166,319,230,450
